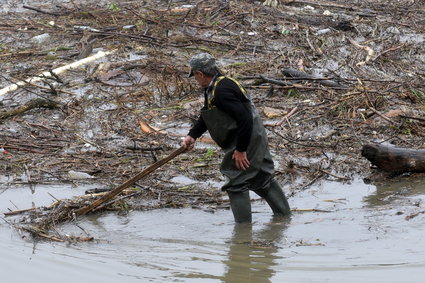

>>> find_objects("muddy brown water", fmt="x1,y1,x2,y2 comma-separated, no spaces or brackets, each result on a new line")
1,177,425,283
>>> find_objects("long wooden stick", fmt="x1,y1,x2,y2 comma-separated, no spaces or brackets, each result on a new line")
23,5,62,16
77,146,186,215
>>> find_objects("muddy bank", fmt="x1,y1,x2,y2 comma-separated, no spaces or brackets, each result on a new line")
1,1,423,177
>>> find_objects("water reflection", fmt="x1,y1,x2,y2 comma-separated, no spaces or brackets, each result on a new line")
222,217,290,283
363,174,425,207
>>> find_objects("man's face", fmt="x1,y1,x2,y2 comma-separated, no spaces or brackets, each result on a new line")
193,71,210,88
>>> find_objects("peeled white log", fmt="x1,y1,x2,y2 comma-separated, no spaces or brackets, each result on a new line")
0,50,114,97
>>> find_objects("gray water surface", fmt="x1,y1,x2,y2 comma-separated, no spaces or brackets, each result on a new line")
1,178,425,283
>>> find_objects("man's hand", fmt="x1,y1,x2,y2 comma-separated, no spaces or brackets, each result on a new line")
182,136,196,152
232,150,250,170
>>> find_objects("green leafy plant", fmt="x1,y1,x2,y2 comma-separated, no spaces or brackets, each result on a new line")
108,2,121,11
287,88,298,96
196,148,215,162
281,29,290,35
401,128,412,135
118,200,129,211
411,89,425,100
205,148,215,159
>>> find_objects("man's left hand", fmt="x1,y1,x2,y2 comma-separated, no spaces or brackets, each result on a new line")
232,150,250,170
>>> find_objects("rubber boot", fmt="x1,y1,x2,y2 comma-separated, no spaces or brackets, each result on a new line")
227,191,252,223
254,179,291,216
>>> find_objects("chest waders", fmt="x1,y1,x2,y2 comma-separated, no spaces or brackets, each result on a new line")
200,76,290,223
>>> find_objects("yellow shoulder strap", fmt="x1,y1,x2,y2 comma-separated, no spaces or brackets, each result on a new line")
209,76,247,108
226,77,247,97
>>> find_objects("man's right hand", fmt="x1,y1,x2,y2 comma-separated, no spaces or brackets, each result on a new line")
232,150,250,171
181,136,196,151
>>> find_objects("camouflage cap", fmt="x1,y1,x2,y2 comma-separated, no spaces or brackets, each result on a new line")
188,53,216,77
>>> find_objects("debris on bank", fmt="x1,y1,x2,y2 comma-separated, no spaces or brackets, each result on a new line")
4,184,227,242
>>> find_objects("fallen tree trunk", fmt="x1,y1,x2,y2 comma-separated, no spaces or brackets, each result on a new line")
281,68,346,88
361,144,425,174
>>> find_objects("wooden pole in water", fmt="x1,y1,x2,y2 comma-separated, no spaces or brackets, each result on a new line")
77,146,186,215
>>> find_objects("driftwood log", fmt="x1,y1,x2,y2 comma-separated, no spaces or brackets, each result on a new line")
361,144,425,174
281,68,346,88
0,98,61,120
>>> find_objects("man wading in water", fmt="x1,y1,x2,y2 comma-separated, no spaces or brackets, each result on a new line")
181,53,291,223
